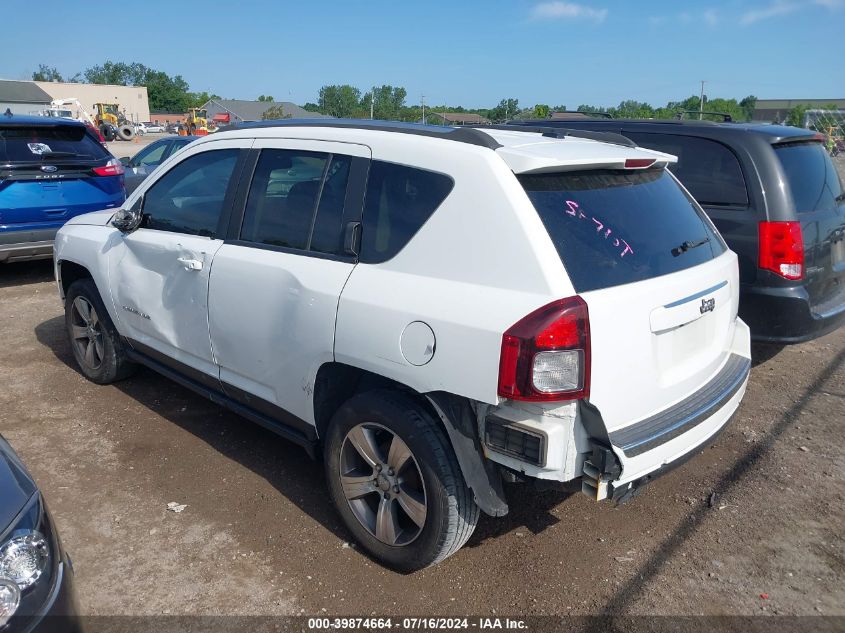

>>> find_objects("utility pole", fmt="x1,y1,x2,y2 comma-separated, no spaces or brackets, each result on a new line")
370,86,375,120
421,94,426,125
699,80,706,120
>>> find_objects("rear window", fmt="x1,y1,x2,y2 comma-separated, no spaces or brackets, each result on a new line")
623,132,749,207
520,168,726,293
0,124,108,163
775,141,844,213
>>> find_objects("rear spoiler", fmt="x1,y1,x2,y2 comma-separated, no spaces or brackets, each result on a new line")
474,124,637,149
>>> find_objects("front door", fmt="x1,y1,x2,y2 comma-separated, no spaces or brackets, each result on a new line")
108,141,247,380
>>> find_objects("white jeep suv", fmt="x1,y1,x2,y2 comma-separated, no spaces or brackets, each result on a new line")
54,121,751,571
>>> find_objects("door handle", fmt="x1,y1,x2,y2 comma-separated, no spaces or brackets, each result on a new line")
177,257,203,271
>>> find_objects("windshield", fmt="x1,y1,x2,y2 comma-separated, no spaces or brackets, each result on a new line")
519,168,726,293
775,141,844,213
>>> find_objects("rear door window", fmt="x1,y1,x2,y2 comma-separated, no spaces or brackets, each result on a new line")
360,161,453,262
0,124,109,162
239,149,353,255
519,168,726,293
623,132,749,207
774,141,844,213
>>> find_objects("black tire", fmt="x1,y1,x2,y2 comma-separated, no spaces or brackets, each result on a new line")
65,279,137,384
117,124,134,141
98,124,114,142
324,389,479,571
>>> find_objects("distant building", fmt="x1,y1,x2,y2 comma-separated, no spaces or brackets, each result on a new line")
0,79,150,122
429,112,490,125
149,111,185,125
0,79,52,114
202,99,330,125
753,98,845,123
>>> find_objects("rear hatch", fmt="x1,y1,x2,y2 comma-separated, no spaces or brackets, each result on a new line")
0,121,124,232
519,166,742,474
773,138,845,312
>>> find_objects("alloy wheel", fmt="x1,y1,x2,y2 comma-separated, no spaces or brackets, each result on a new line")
70,297,104,370
339,423,428,546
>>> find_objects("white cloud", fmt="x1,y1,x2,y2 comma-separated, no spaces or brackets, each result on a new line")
703,9,719,25
530,2,608,22
740,0,843,25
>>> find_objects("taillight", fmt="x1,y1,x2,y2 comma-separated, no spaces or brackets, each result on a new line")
92,158,125,177
497,297,590,402
758,221,804,280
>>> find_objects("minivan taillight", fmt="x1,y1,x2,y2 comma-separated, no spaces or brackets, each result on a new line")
758,221,804,280
92,158,124,177
497,297,590,402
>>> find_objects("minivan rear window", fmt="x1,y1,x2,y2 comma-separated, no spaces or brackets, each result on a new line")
520,168,726,293
775,141,844,214
623,132,749,207
0,125,108,163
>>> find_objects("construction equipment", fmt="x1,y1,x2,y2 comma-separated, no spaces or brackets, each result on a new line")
184,108,209,136
93,103,135,141
46,99,135,141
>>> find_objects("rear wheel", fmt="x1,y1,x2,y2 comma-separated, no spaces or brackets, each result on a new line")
65,279,136,384
324,390,478,571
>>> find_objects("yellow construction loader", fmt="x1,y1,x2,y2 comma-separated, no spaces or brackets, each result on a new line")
184,108,209,136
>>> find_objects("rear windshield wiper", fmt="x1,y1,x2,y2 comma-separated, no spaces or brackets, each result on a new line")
671,237,710,257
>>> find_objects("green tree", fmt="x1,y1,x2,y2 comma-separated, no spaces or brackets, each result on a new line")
739,95,757,121
318,85,362,118
32,64,63,82
83,62,192,112
257,95,274,102
487,98,519,122
534,104,550,119
261,104,292,120
187,92,220,109
302,102,322,113
361,85,407,120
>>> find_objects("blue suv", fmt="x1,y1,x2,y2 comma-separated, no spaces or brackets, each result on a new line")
0,113,125,263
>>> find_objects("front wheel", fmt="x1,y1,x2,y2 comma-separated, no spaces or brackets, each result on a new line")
324,390,478,571
65,279,137,384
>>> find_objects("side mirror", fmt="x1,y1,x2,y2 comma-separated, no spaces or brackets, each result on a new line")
119,156,130,166
111,199,143,233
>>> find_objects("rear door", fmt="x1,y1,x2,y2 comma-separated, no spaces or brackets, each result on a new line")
773,140,845,311
519,167,742,469
0,122,123,231
208,139,369,427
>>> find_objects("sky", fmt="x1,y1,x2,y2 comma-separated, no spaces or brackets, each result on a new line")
2,0,843,109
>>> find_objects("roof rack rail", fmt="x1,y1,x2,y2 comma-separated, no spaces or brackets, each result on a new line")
230,118,503,149
477,124,637,148
675,110,733,122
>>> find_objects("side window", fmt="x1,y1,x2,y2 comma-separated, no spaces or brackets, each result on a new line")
240,149,329,250
142,149,239,237
360,161,454,263
133,141,169,167
624,132,749,207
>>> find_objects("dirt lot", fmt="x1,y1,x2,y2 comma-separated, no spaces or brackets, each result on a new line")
0,262,841,620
